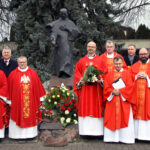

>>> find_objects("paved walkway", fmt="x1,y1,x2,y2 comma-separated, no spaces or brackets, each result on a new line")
0,138,150,150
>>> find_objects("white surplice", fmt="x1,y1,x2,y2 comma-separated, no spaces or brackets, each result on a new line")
79,117,103,136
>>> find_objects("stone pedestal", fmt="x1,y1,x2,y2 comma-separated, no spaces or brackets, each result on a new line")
49,75,74,89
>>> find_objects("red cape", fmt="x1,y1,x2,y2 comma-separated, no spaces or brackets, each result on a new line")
103,70,134,130
130,60,150,120
100,52,127,72
74,55,107,118
8,67,46,128
0,70,9,129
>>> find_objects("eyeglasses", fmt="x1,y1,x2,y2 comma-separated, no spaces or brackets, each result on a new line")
18,61,27,64
139,53,148,56
87,46,96,48
114,63,122,65
106,46,114,48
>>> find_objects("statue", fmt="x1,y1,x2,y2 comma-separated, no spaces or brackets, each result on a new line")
46,8,80,78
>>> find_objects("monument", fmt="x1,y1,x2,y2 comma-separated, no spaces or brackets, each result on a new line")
46,8,80,88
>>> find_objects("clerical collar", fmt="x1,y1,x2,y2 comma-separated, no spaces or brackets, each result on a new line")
18,66,28,72
87,54,96,59
107,52,114,58
115,68,123,72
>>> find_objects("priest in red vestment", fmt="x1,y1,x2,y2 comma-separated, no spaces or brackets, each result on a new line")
8,56,46,139
130,48,150,141
103,56,135,143
0,70,9,138
74,41,107,136
100,40,127,72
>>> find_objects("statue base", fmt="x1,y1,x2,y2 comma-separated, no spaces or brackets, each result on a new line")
49,75,74,89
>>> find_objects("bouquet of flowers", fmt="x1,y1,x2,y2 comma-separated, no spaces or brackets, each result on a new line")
41,85,78,127
83,62,104,85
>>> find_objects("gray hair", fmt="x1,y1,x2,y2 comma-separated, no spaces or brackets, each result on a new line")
105,40,115,46
2,46,11,52
17,56,28,62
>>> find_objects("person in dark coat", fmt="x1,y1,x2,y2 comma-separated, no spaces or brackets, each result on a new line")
0,46,18,78
124,44,139,67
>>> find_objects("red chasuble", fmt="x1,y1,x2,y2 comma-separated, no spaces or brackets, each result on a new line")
130,60,150,120
103,70,134,131
8,67,46,128
0,70,9,129
74,55,107,118
100,52,127,72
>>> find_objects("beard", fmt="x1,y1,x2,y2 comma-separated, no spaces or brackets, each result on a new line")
140,57,149,64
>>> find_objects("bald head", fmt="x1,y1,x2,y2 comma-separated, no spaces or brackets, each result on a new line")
139,48,149,63
87,41,97,56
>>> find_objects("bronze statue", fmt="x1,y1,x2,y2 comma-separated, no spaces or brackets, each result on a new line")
46,8,80,78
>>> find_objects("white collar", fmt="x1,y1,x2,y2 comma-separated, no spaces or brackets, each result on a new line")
146,59,149,64
107,52,114,58
115,68,123,72
18,66,28,72
87,54,96,59
4,59,10,62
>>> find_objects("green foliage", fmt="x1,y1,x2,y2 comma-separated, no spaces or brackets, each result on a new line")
83,62,104,84
41,86,78,127
136,24,150,39
10,0,122,81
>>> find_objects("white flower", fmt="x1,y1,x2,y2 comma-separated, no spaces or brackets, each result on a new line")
61,83,66,88
65,110,69,115
48,99,51,102
60,117,65,124
54,101,57,105
52,95,55,98
73,120,78,124
57,95,60,98
73,113,77,117
66,118,71,123
92,75,98,82
67,92,70,96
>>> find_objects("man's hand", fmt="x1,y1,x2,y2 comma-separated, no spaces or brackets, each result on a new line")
112,89,120,96
80,77,85,84
136,72,147,79
96,78,103,84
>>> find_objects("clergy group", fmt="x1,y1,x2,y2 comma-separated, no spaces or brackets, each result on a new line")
74,40,150,144
0,47,46,140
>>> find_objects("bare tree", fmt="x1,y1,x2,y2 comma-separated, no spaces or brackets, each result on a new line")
111,0,150,25
0,0,15,41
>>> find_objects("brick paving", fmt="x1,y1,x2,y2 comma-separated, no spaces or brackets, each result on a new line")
0,138,150,150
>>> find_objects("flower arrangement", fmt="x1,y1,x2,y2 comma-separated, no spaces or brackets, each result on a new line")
41,85,78,127
83,62,104,84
